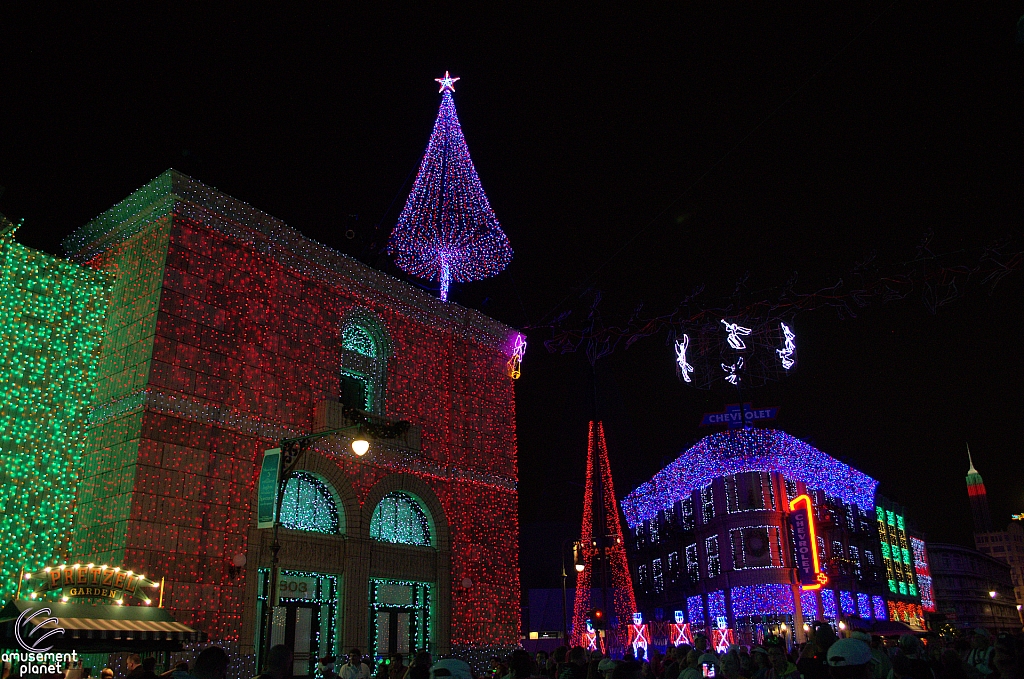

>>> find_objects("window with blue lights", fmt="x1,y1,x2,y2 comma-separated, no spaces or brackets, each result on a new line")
280,472,341,534
370,492,432,546
668,551,679,582
653,558,664,593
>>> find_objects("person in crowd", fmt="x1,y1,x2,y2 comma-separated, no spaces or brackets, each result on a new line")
257,646,294,679
965,630,996,678
893,634,935,679
138,658,159,679
936,649,969,679
193,647,229,679
387,655,406,679
721,648,746,679
694,637,709,656
319,657,340,679
407,653,432,679
598,659,617,679
798,623,837,679
611,663,643,679
341,650,371,679
993,632,1020,679
536,653,550,678
678,652,700,679
560,648,588,679
751,648,769,679
826,639,874,679
126,656,144,679
585,653,604,679
428,659,473,679
766,641,800,679
857,635,891,679
506,650,532,679
738,648,753,678
100,670,114,679
662,647,680,679
161,662,190,679
550,648,570,679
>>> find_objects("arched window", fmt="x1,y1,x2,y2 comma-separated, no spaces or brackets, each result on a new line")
280,472,341,534
370,492,432,546
339,310,390,414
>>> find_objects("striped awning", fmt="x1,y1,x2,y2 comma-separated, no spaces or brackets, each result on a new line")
0,600,206,650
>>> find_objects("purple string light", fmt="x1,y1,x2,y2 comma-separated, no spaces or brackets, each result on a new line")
730,584,794,618
622,429,878,527
389,78,512,301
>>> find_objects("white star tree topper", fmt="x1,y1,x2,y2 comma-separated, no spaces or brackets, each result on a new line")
434,71,460,93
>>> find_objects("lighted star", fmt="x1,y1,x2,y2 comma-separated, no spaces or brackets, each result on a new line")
435,71,460,93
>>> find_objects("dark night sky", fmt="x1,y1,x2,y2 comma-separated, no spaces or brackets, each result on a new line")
2,5,1022,590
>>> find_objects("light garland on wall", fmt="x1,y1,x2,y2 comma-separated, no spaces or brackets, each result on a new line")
730,584,794,618
0,227,110,604
687,595,705,626
622,429,879,527
59,175,523,652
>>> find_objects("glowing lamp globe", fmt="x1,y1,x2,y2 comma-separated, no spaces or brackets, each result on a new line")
575,563,585,573
352,438,370,456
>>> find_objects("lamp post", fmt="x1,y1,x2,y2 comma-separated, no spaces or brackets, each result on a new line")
257,421,388,670
988,590,998,633
1016,604,1022,630
561,540,585,643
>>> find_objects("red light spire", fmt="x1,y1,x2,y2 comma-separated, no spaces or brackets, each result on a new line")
571,421,638,651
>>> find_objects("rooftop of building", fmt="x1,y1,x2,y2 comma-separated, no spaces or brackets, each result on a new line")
621,427,879,528
62,169,522,356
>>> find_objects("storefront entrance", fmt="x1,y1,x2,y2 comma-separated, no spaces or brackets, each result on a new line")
258,570,339,679
368,579,432,663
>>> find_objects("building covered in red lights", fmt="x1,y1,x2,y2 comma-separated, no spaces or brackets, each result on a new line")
63,171,522,675
622,428,926,648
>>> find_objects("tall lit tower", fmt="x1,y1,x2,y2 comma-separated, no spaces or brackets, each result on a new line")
571,421,638,651
966,444,992,533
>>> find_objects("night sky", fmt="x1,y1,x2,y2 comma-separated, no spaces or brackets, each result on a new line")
3,5,1022,590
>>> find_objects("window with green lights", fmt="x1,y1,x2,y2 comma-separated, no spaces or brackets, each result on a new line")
339,313,389,415
370,492,432,546
280,472,342,534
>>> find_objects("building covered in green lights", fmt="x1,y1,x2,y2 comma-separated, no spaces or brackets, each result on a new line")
0,214,111,603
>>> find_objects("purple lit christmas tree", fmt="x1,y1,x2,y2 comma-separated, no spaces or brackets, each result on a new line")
389,72,512,301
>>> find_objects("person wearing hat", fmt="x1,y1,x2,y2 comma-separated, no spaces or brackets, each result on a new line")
849,633,890,679
320,657,340,679
826,639,874,679
598,658,618,679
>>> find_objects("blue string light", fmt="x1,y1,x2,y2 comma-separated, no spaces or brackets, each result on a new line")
389,76,513,301
730,584,794,617
708,590,726,622
688,595,705,626
821,589,837,618
872,596,887,620
857,593,871,619
840,590,856,615
622,429,879,527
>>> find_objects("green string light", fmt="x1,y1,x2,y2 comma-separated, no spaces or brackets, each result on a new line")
0,225,110,602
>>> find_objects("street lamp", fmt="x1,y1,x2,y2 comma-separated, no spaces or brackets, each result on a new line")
1016,604,1022,629
562,540,585,643
258,417,406,669
988,590,998,632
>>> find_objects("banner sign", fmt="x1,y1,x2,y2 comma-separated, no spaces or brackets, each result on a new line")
788,494,828,589
257,448,282,529
24,564,157,602
700,403,779,429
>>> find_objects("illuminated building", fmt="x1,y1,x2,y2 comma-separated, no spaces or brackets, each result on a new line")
62,171,522,675
0,214,110,605
965,453,1024,610
622,428,926,644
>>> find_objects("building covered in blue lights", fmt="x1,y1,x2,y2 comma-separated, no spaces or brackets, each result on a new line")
621,428,926,646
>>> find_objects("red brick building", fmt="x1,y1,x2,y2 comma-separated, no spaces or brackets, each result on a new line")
65,170,521,674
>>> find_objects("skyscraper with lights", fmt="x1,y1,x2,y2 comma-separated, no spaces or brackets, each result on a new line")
966,450,1024,612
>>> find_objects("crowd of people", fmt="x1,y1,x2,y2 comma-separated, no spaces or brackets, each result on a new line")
498,626,1023,679
9,627,1020,679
